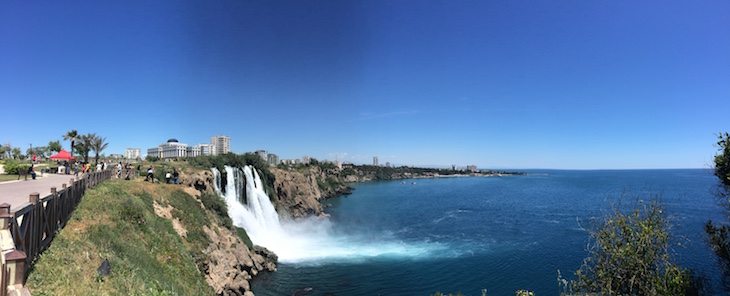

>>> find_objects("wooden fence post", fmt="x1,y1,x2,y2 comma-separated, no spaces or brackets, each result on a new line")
28,193,39,269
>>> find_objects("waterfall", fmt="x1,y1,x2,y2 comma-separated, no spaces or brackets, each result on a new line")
212,165,446,264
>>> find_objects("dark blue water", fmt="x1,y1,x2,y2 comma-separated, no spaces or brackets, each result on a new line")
251,169,725,295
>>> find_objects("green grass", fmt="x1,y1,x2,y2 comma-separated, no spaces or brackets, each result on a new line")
0,174,23,182
26,180,215,295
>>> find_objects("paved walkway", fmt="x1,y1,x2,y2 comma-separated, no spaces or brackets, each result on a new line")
0,173,80,212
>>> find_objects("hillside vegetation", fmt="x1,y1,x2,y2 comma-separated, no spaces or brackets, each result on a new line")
25,177,270,295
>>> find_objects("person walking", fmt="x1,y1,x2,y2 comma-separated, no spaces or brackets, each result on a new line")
74,162,79,177
172,169,179,184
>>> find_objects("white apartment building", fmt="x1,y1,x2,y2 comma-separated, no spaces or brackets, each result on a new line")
211,135,230,155
187,143,216,158
255,150,267,161
125,148,141,160
147,147,161,159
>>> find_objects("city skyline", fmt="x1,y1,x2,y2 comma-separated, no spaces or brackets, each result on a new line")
2,1,729,169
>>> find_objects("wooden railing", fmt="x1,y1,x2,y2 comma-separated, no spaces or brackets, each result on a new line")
1,167,128,295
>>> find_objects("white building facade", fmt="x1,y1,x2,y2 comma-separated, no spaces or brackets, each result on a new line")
160,139,187,159
211,135,230,155
125,148,141,160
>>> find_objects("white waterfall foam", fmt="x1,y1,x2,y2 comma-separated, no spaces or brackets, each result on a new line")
212,165,446,264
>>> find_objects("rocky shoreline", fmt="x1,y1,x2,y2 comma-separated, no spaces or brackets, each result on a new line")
178,165,522,295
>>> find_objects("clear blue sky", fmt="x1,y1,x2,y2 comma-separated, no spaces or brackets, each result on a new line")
1,1,728,169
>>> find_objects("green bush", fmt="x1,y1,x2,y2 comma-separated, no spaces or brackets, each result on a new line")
200,193,232,229
570,197,698,295
3,162,30,174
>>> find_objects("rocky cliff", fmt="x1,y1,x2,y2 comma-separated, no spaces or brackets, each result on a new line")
270,166,351,218
175,169,277,296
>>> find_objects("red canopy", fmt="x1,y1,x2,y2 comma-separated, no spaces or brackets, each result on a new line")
50,149,76,161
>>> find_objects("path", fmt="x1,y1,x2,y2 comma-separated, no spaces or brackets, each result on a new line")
0,173,79,212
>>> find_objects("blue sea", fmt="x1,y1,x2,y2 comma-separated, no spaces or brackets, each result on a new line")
251,169,725,295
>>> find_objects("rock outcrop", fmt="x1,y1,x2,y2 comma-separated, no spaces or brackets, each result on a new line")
203,225,276,296
271,166,351,218
179,169,217,195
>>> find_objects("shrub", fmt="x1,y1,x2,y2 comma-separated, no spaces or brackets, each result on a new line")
3,162,30,175
571,197,698,295
200,193,232,229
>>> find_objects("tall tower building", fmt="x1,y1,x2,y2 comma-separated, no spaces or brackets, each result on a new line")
373,156,378,166
210,135,230,155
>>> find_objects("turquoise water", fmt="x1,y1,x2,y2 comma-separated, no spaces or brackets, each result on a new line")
251,169,724,295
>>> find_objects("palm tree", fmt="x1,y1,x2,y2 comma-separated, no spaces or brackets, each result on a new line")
77,133,96,164
91,135,109,166
63,130,78,156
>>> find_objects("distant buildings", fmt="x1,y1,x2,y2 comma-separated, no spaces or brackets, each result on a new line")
187,143,215,158
267,154,279,167
211,135,230,155
385,162,390,168
255,150,268,161
373,156,378,166
147,135,227,160
125,148,141,160
467,164,477,173
160,139,187,159
302,156,309,165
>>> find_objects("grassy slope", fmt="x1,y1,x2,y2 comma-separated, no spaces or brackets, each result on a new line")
26,179,216,296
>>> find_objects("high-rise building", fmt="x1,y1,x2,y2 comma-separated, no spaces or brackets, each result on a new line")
125,148,141,160
386,162,390,167
467,165,478,172
373,156,378,166
210,135,230,155
255,150,268,161
267,154,279,167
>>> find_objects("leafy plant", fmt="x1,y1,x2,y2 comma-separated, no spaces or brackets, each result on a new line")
706,132,730,290
571,197,698,295
200,193,232,229
3,163,30,175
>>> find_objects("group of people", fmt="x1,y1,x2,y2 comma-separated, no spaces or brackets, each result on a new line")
144,166,180,184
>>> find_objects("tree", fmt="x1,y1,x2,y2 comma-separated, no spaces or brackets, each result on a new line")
11,147,21,159
0,143,9,159
706,132,730,289
91,135,108,166
48,140,62,153
76,133,95,163
571,198,697,295
63,130,78,157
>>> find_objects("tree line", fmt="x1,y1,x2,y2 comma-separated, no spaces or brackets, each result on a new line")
0,129,109,166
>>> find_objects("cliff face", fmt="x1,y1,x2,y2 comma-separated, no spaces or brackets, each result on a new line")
202,224,276,296
176,170,277,296
271,167,351,218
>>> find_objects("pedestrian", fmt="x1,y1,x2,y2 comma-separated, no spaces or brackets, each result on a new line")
165,171,171,184
74,162,79,176
146,166,154,182
29,164,36,180
173,169,179,184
